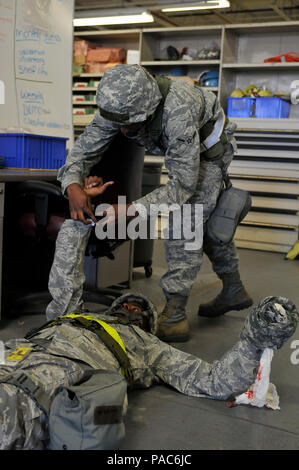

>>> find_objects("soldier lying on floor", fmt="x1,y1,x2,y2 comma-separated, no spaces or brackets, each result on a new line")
0,290,298,450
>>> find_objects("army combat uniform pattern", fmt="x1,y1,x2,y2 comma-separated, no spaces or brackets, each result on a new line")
0,217,297,449
57,65,239,297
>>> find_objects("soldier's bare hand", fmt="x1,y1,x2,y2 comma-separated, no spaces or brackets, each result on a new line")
66,183,96,225
83,176,114,199
84,176,103,189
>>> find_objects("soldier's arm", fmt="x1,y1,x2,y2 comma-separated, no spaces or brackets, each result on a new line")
58,111,119,195
134,105,200,212
146,334,261,401
148,295,298,401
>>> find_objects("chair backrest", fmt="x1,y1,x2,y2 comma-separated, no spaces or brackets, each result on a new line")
18,179,67,242
90,132,144,205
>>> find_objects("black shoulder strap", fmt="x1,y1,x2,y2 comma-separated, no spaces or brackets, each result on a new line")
148,76,171,145
155,75,172,99
0,371,51,414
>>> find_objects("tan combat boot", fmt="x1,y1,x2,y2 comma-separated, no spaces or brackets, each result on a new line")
198,271,253,318
157,294,190,342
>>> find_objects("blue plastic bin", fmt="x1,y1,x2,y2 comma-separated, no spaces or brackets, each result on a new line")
255,97,290,118
0,133,68,169
227,97,255,118
169,67,185,76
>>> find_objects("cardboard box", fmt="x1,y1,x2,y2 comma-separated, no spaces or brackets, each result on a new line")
73,108,87,115
85,62,107,74
86,47,126,63
72,63,84,75
73,95,86,102
74,40,94,56
73,54,86,66
74,82,89,88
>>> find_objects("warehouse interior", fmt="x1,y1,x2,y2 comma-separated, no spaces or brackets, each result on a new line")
0,0,298,452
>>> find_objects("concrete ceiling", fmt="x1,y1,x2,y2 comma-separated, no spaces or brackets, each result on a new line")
74,0,299,29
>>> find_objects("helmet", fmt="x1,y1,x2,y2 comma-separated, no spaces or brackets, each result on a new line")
96,64,162,125
108,292,158,335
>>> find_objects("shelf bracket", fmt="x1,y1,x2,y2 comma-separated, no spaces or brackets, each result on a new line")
271,1,291,21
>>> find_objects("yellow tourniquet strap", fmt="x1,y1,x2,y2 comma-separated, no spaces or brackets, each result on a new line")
61,314,127,353
25,312,134,387
60,314,134,388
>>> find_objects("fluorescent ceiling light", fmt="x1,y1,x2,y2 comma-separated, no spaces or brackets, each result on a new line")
73,11,154,26
162,0,230,12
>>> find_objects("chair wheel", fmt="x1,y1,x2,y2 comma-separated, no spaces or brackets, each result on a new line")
144,266,153,278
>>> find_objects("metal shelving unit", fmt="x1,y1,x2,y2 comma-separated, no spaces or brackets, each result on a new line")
72,29,141,123
141,60,220,65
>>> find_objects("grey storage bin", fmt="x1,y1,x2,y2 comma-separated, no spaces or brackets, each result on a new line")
133,157,163,277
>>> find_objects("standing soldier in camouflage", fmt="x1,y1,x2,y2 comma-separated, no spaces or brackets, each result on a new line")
56,64,253,342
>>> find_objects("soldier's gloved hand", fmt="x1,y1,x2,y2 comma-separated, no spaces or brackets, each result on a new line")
83,176,114,199
67,183,97,225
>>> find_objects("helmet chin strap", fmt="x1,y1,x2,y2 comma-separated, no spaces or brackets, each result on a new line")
110,309,150,333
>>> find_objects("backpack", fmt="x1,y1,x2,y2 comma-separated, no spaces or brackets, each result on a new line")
48,369,128,450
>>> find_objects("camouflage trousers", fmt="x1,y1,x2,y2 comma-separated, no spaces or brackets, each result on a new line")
161,145,239,297
46,219,92,320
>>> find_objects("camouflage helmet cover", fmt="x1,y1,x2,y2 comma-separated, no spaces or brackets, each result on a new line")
108,292,158,335
96,64,162,125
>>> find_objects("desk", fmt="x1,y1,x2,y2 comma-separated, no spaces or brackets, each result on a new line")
0,169,58,183
0,170,58,319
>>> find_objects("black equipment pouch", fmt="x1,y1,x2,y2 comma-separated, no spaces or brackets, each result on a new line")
206,176,252,245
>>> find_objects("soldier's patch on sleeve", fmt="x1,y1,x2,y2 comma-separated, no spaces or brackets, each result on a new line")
177,131,196,146
6,347,33,362
94,405,123,425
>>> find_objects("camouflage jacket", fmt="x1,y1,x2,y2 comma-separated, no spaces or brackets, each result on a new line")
58,66,230,212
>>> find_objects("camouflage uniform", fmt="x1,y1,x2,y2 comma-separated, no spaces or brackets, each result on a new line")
1,227,297,449
46,219,92,320
57,65,239,298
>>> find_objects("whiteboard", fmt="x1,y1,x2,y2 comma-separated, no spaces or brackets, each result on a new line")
0,0,74,146
0,0,18,129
